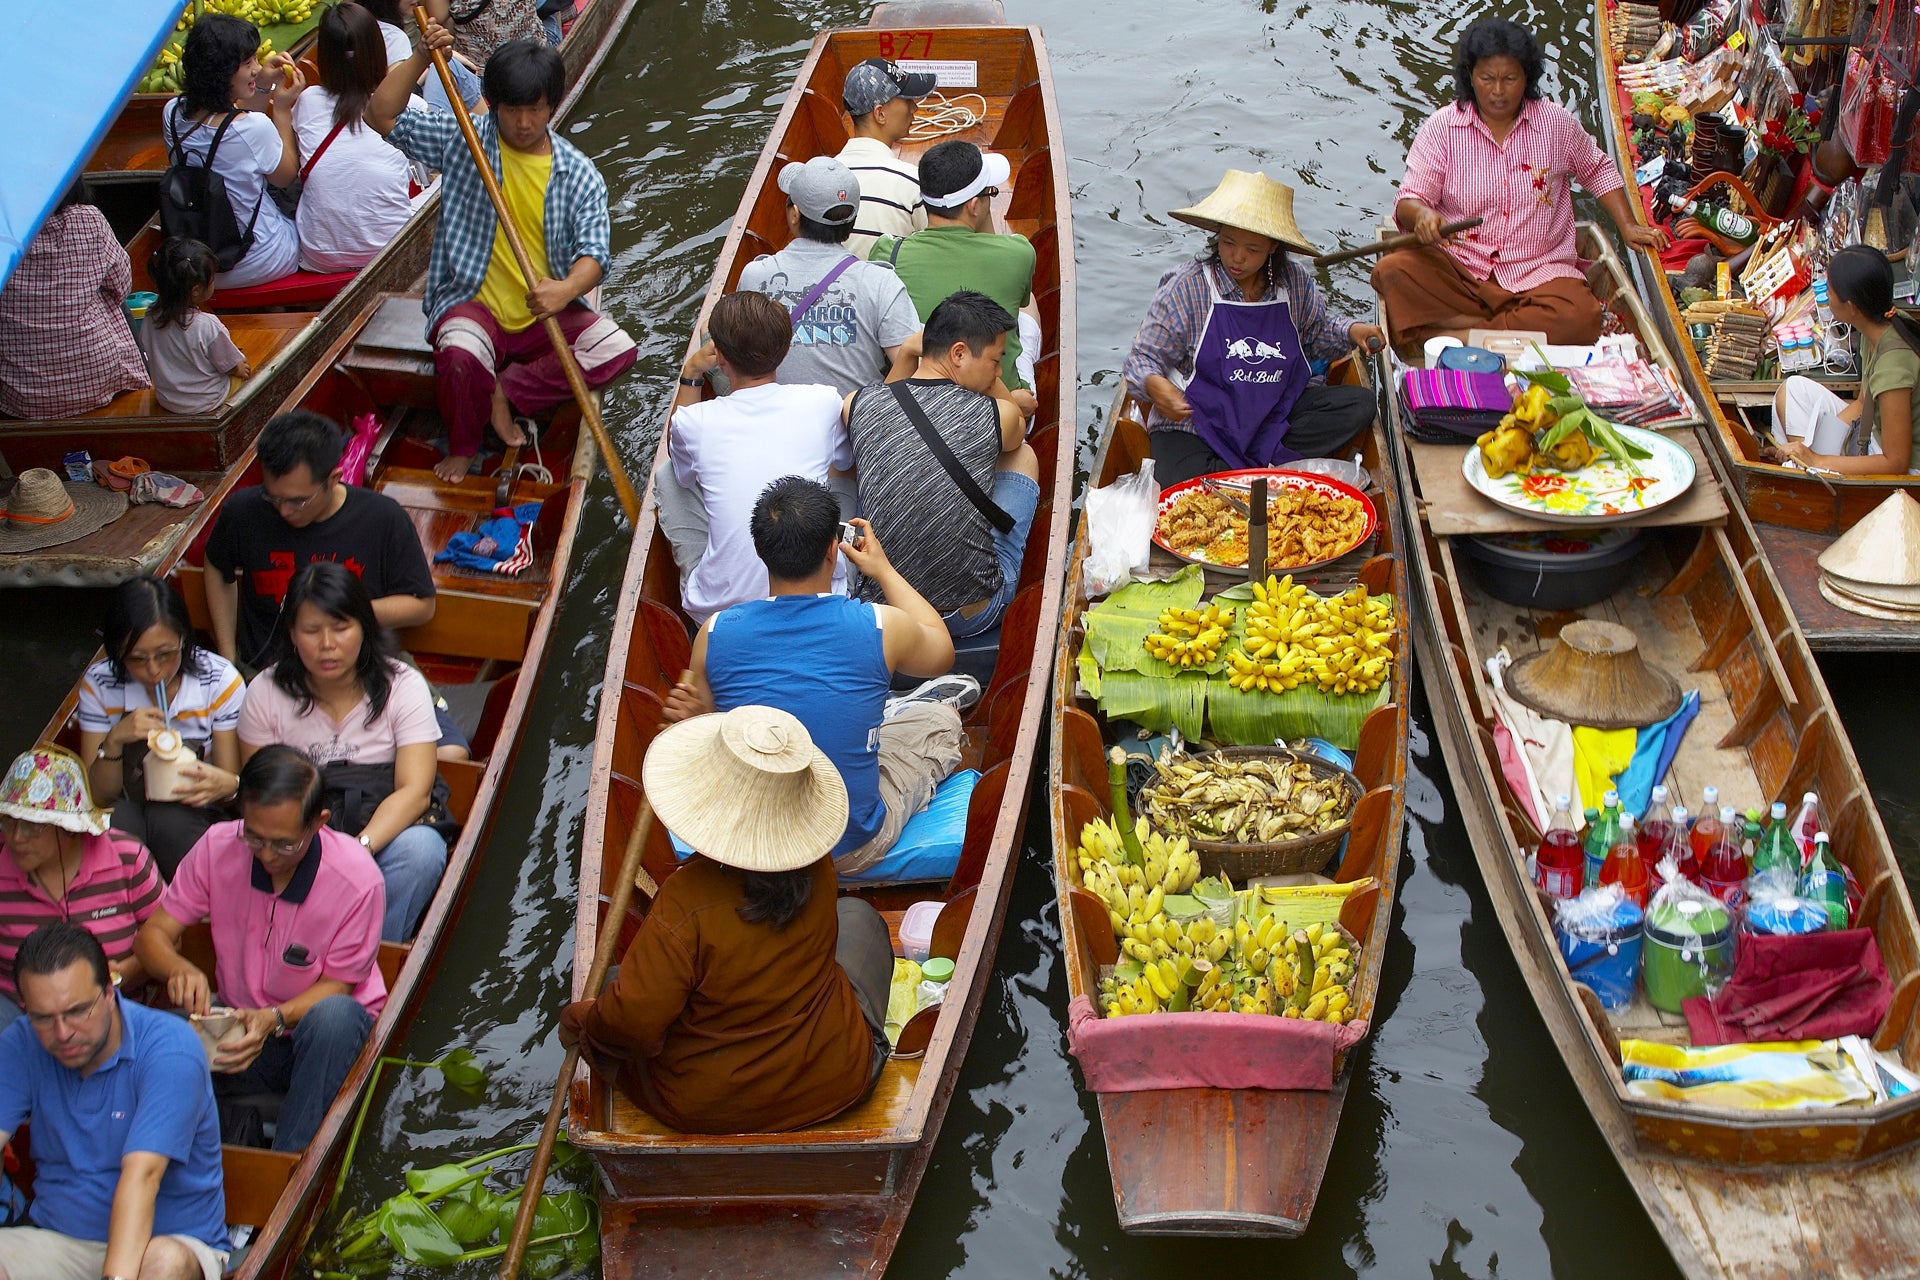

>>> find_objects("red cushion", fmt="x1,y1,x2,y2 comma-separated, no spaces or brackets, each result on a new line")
210,270,357,311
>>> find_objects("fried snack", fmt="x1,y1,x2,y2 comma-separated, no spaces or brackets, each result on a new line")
1157,484,1368,568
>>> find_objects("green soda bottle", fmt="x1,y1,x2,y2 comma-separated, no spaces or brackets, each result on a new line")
1750,801,1798,884
1583,789,1622,890
1799,830,1850,931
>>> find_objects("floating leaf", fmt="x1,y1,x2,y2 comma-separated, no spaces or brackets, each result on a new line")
403,1162,476,1199
435,1048,487,1092
377,1196,465,1265
433,1184,501,1246
532,1188,593,1238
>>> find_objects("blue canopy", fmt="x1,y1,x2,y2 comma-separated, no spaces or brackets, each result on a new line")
0,1,182,289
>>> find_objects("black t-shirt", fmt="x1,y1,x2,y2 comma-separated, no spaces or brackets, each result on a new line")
205,485,435,668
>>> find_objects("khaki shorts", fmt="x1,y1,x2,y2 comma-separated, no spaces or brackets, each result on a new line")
0,1224,227,1280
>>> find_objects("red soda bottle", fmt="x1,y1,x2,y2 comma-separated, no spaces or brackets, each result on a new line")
1533,793,1583,901
1599,813,1649,908
1700,805,1748,908
1647,805,1694,897
1688,786,1722,868
1637,784,1676,864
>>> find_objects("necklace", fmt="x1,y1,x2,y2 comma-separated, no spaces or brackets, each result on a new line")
30,838,80,921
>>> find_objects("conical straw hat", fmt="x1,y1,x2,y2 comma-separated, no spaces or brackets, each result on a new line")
642,705,849,873
1819,575,1920,620
1505,620,1682,730
1819,570,1920,607
1817,491,1920,587
1170,170,1322,257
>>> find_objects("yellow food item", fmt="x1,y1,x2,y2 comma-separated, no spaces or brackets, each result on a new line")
1476,421,1536,479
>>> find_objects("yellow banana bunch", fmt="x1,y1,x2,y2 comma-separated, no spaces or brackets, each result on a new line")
1226,576,1395,696
1143,603,1234,668
1274,921,1360,1023
139,43,185,93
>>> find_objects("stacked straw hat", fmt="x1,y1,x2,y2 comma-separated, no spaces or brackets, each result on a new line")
1171,170,1322,257
1816,491,1920,619
1506,620,1682,729
642,705,848,871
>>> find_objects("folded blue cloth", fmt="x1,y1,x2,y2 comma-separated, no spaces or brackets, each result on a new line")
1619,691,1701,817
435,501,541,574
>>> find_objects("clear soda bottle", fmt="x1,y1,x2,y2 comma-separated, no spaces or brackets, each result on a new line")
1533,794,1584,901
1791,792,1826,867
1599,813,1649,908
1688,786,1722,868
1700,805,1749,908
1647,805,1694,898
1584,790,1622,890
1800,831,1850,930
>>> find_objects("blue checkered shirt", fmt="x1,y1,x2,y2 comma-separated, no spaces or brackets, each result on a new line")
387,110,613,332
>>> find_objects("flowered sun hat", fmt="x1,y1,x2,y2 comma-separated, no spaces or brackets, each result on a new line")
0,744,111,835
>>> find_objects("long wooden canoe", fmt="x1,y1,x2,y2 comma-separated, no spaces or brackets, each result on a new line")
0,0,636,589
1046,374,1409,1236
565,10,1074,1276
1591,0,1920,651
1384,230,1920,1278
15,285,598,1280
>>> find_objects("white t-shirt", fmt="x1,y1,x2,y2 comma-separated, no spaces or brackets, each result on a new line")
670,383,853,621
836,137,926,260
139,309,246,414
379,21,412,65
77,652,247,757
293,90,416,273
163,100,299,287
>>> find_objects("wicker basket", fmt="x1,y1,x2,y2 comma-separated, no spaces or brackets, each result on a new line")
1139,746,1360,880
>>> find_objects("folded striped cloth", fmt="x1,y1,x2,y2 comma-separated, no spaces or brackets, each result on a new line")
1399,368,1511,441
435,501,541,575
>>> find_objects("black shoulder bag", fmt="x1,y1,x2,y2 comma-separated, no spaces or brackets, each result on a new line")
883,381,1014,534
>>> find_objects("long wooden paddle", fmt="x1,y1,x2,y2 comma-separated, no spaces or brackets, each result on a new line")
495,793,655,1278
1313,216,1483,267
412,7,642,524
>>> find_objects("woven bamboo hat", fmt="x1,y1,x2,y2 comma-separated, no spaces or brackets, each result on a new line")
0,468,127,555
642,705,849,873
1170,170,1322,257
1506,620,1682,729
1818,491,1920,592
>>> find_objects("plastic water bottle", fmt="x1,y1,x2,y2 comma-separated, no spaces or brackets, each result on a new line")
1600,813,1649,908
1750,802,1798,884
1791,793,1826,868
1534,794,1584,901
1800,831,1850,930
1637,785,1676,864
1584,790,1623,889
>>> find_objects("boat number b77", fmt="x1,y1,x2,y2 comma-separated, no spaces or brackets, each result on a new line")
876,31,934,58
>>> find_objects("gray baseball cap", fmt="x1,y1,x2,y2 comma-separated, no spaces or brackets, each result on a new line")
778,156,862,226
842,57,937,117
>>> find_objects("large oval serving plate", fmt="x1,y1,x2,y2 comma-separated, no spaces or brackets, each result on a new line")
1153,467,1378,571
1461,424,1695,526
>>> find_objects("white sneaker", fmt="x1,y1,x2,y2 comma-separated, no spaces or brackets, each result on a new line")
885,674,981,718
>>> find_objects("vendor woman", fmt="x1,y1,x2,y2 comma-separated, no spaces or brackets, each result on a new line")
1121,169,1386,487
1373,17,1668,350
558,705,894,1134
1772,245,1920,475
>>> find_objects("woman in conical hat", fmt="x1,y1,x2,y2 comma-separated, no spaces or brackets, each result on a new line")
1373,17,1665,352
1121,169,1386,485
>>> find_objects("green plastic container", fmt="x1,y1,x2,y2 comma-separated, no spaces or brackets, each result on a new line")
1642,896,1735,1013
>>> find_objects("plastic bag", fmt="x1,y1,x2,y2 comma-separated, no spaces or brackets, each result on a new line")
341,411,380,487
1741,866,1827,936
1084,459,1158,596
1553,884,1644,1010
1642,871,1736,1012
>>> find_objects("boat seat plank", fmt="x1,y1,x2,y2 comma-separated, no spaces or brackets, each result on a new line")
72,314,312,421
608,1055,921,1142
1754,522,1920,651
1408,434,1728,535
221,1145,300,1227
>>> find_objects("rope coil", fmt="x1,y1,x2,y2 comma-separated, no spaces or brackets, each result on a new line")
908,92,987,142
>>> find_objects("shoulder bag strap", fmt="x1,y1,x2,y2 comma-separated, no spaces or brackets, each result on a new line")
788,254,859,330
300,118,351,182
886,235,907,268
886,381,1014,534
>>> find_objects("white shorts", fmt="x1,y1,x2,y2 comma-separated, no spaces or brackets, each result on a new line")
1776,375,1868,453
0,1224,227,1280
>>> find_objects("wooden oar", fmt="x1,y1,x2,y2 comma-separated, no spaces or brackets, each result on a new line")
412,7,642,525
495,794,656,1278
1313,217,1483,267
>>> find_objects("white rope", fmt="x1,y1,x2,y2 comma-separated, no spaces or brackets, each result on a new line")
907,92,987,142
511,417,553,484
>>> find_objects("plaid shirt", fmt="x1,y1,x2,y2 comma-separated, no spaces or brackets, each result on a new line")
387,110,612,332
0,206,150,419
1121,255,1356,433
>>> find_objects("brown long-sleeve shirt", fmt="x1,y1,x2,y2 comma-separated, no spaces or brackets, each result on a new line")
561,855,875,1134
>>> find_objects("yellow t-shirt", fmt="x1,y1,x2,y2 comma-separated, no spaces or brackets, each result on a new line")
474,141,554,333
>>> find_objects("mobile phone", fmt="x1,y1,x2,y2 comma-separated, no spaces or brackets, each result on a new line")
838,521,862,548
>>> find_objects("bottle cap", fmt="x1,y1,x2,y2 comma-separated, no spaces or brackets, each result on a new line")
1672,806,1689,823
921,957,955,983
1620,813,1637,833
1554,793,1571,808
1814,830,1830,844
1651,784,1668,803
1703,785,1719,803
1720,805,1736,822
1803,791,1819,804
1772,801,1788,819
1604,789,1620,806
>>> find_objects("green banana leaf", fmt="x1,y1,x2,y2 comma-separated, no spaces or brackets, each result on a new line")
1094,668,1210,741
1083,566,1218,678
1206,678,1388,752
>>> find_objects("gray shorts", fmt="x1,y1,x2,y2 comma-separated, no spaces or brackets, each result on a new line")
0,1225,227,1280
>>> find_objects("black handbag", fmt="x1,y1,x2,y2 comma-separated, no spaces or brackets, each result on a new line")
320,761,460,843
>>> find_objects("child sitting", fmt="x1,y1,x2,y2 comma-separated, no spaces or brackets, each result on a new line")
141,238,251,415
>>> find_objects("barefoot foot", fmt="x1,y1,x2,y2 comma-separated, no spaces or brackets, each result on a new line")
498,416,529,448
435,454,475,484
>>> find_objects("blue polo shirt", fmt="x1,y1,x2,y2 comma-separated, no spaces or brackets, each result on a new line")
0,998,227,1249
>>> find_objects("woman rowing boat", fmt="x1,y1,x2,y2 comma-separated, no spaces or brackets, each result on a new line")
1373,17,1667,350
1121,170,1384,486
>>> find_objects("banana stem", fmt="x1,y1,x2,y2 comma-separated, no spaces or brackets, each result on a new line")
1107,747,1146,867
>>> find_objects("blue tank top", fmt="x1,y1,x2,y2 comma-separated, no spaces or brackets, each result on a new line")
705,594,889,852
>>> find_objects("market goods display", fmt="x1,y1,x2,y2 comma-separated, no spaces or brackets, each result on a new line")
1153,471,1374,570
140,0,315,94
1142,603,1234,667
1474,378,1652,481
1140,749,1355,846
1225,574,1393,695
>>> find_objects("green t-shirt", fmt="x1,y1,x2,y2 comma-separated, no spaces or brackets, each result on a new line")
873,224,1036,390
1862,327,1920,470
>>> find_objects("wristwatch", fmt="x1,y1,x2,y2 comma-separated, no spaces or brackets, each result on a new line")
678,374,706,387
96,742,122,761
358,834,373,850
271,1006,287,1037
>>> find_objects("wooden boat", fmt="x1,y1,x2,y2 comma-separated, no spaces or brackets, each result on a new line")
0,0,636,588
1383,229,1920,1278
9,284,598,1280
564,8,1074,1276
1591,0,1920,650
1045,371,1410,1236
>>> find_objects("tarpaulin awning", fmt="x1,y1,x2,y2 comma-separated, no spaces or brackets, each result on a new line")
0,1,182,289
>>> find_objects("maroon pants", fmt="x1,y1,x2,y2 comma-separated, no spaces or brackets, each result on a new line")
1371,245,1605,349
431,299,638,456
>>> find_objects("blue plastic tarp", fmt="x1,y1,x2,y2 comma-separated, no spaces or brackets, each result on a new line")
0,2,183,289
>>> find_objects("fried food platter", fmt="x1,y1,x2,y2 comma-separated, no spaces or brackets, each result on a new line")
1154,468,1377,571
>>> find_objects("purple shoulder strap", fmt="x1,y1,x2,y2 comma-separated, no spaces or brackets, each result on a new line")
788,255,859,329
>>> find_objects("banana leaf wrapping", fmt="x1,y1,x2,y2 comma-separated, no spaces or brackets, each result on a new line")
1078,569,1392,750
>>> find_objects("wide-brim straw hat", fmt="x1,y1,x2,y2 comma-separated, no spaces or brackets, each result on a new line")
1170,169,1322,257
0,468,127,555
1506,620,1682,730
1818,490,1920,588
0,743,112,836
642,705,849,873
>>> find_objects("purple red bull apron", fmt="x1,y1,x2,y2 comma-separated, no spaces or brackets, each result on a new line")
1184,273,1311,469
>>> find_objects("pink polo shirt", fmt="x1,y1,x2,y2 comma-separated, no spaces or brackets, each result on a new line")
160,820,387,1016
1398,98,1624,294
0,831,161,1000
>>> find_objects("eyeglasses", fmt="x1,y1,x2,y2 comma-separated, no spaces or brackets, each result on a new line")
125,646,182,669
26,990,105,1032
241,829,312,857
0,816,53,843
263,488,324,514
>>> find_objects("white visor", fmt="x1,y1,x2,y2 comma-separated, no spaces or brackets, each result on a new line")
922,151,1013,210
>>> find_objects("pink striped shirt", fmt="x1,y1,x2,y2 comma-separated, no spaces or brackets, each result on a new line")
0,831,161,1000
1398,99,1623,294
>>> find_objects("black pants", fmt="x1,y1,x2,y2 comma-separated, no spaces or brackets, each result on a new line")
836,898,895,1090
113,749,228,880
1149,384,1377,487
